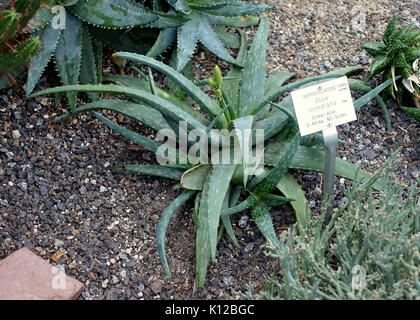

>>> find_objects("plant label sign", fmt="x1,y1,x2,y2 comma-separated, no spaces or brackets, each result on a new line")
291,76,356,136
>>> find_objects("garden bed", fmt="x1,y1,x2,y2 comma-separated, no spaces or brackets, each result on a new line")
0,0,418,300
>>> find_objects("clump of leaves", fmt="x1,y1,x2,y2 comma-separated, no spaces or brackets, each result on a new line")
147,0,275,72
29,18,394,289
0,0,44,89
363,15,420,122
243,151,420,300
25,0,188,111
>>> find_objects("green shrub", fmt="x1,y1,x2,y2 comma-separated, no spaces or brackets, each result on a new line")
244,152,420,300
29,18,395,289
0,0,43,89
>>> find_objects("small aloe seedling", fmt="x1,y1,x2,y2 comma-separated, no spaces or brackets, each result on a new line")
30,18,394,289
363,15,420,111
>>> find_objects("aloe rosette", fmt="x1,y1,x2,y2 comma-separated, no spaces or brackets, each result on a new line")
29,18,395,289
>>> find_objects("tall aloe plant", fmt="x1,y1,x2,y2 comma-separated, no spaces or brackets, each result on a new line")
29,18,394,289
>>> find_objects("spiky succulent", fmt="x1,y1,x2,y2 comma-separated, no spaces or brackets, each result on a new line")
0,0,44,89
25,0,273,111
363,15,420,108
147,0,275,72
29,18,394,289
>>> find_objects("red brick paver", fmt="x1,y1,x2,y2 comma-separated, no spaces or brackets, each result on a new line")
0,248,84,300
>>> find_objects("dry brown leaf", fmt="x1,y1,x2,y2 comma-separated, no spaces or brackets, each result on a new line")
51,251,65,262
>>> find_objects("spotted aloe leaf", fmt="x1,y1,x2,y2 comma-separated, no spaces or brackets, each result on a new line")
240,17,269,116
157,189,195,277
68,0,158,28
250,201,280,247
54,11,82,112
168,0,191,14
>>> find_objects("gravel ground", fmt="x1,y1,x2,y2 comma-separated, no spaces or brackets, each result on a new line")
0,0,419,300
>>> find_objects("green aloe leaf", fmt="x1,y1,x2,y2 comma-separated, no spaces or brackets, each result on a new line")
205,15,260,27
252,132,300,194
54,12,82,112
366,55,390,80
157,189,195,277
198,17,239,67
264,140,384,191
362,42,385,56
169,0,191,14
104,74,209,124
69,0,158,28
89,26,153,53
176,12,200,72
250,201,280,246
401,106,420,121
353,78,398,111
207,164,236,261
79,26,99,101
93,111,161,153
258,66,363,114
213,26,241,49
194,169,212,289
220,30,247,114
264,71,297,97
147,28,177,58
181,164,211,190
383,15,398,44
26,21,61,96
232,115,255,186
52,100,171,132
276,172,310,229
122,164,185,180
220,188,240,247
113,53,223,122
348,79,391,132
29,84,208,131
199,1,275,17
240,17,269,116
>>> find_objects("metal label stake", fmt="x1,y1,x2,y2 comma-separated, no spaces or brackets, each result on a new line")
322,125,338,225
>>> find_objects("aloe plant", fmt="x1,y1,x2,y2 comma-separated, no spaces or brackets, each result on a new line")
363,15,420,115
24,0,188,110
0,0,44,90
29,18,395,289
147,0,275,72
